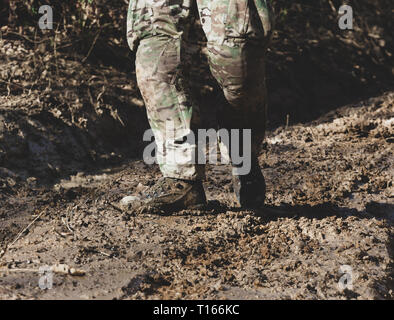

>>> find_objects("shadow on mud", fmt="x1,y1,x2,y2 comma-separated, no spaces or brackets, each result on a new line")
257,202,394,221
170,200,394,223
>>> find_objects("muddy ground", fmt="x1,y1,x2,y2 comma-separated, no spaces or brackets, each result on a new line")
0,34,393,299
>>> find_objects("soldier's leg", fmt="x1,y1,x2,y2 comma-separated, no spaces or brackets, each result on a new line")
127,0,204,181
196,0,273,163
197,0,273,207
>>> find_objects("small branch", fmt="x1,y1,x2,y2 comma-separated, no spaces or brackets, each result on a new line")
0,78,26,89
61,217,74,234
3,31,48,44
0,210,46,260
327,0,337,13
82,29,101,63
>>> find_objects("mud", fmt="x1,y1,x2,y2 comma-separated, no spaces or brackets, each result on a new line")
0,20,394,301
1,79,393,299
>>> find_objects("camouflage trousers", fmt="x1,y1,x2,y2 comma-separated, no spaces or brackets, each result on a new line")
127,0,274,180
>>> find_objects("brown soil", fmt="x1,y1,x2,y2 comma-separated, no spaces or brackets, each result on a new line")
1,59,393,298
0,1,393,298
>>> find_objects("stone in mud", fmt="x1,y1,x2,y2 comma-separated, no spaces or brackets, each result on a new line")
120,195,141,208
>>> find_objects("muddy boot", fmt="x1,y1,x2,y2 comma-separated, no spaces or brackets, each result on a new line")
119,177,207,214
232,160,266,208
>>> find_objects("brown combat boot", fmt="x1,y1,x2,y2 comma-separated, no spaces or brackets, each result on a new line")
119,177,207,214
232,160,266,208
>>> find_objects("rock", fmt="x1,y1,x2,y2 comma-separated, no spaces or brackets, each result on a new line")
119,195,143,210
69,268,86,276
120,195,141,206
51,264,85,276
51,264,70,274
135,183,147,193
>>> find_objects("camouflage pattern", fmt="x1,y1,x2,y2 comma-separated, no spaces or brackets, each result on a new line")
127,0,273,180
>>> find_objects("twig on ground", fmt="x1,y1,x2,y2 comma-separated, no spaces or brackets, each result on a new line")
0,79,25,89
0,264,86,276
3,31,48,44
54,27,59,77
0,210,47,260
61,217,74,234
82,29,101,63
